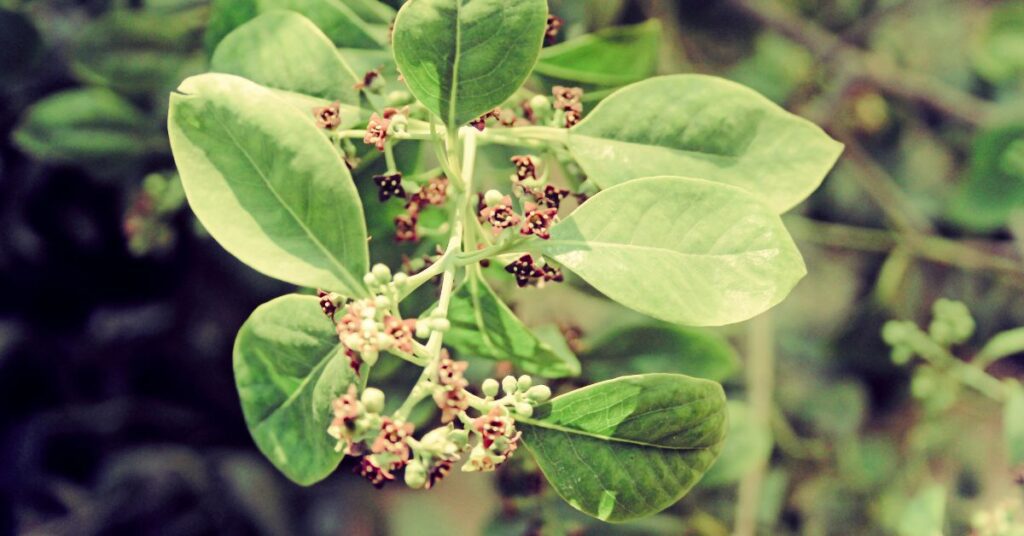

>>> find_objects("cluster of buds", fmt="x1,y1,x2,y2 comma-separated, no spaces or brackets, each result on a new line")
552,86,584,128
476,155,571,244
327,386,385,456
385,175,449,243
432,352,469,423
331,264,418,370
463,375,551,472
363,106,409,151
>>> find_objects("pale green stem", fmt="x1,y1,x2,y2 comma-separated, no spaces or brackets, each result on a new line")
735,312,775,536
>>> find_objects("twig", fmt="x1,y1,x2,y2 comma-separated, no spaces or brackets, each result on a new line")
735,313,775,536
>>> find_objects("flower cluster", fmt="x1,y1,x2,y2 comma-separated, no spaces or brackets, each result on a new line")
504,254,563,288
328,265,418,371
553,85,584,127
388,175,450,243
433,352,470,423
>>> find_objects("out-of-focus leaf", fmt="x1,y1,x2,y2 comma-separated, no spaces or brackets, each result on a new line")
947,123,1024,232
211,11,361,103
972,2,1024,85
533,20,661,88
978,327,1024,364
701,401,772,486
728,32,812,104
520,374,727,522
896,485,946,536
870,1,973,90
13,88,163,170
582,324,740,382
1005,381,1024,465
72,9,205,95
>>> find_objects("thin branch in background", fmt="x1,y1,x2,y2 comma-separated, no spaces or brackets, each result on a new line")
735,312,775,536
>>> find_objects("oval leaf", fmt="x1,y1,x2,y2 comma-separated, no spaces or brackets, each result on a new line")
534,19,661,88
568,75,843,213
519,374,727,522
234,294,352,485
539,176,806,327
445,269,581,378
204,0,385,54
582,324,740,382
392,0,548,127
168,73,369,294
211,11,361,103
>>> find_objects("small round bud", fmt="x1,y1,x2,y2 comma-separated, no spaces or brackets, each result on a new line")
530,94,552,111
483,189,504,207
482,378,500,398
502,375,518,395
514,402,534,417
415,321,431,339
363,272,378,287
517,375,532,390
526,385,551,403
361,318,377,333
392,272,409,286
449,428,469,447
362,349,379,367
371,263,392,283
389,113,409,133
386,90,412,107
374,295,390,309
404,459,426,489
361,387,386,413
430,318,451,332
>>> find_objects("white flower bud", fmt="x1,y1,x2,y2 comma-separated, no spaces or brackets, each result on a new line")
371,263,392,283
526,385,551,403
501,375,518,395
482,378,500,397
360,388,386,413
517,375,532,390
483,189,504,207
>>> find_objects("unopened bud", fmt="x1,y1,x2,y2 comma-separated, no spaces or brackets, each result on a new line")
405,459,426,489
483,189,504,207
361,388,386,413
514,402,534,417
526,385,551,403
372,263,392,283
502,375,518,395
517,375,532,390
482,378,500,397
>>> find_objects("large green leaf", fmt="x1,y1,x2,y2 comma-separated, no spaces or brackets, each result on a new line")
444,269,581,378
341,0,396,25
168,73,369,295
211,11,361,103
234,294,352,485
519,374,727,522
538,177,806,327
204,0,385,54
947,123,1024,232
392,0,548,127
582,324,739,382
1005,381,1024,465
567,75,843,213
534,19,661,88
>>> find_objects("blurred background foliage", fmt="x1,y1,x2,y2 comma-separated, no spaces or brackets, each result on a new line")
1,0,1024,534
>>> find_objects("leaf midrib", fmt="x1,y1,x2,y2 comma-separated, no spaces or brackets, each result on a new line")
543,238,784,261
446,0,463,127
209,104,366,295
517,412,722,451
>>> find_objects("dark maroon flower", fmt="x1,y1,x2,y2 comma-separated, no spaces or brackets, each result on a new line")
373,173,406,202
545,15,564,45
542,264,564,283
505,255,545,287
425,458,454,489
358,456,395,488
437,352,468,388
418,176,449,206
394,213,419,243
534,185,570,209
552,86,584,127
313,101,342,129
364,112,390,151
511,155,538,182
470,108,500,131
317,289,337,319
354,68,382,90
473,406,515,449
520,203,557,240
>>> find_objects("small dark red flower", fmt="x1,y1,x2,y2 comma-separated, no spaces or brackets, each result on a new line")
364,113,390,151
354,68,382,91
418,176,449,206
542,264,564,283
552,86,584,127
437,352,469,388
383,315,416,353
373,173,406,202
511,155,538,182
313,101,342,129
545,15,564,45
505,255,545,288
358,456,395,488
433,387,469,424
425,458,454,489
473,406,514,449
479,195,521,235
470,108,500,131
520,203,557,240
317,289,337,319
534,185,570,209
371,417,414,468
394,213,419,243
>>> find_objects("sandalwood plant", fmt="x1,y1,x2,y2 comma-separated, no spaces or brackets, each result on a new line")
166,0,841,523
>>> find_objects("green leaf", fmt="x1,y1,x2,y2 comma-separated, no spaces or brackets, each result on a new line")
728,33,813,104
211,11,361,103
947,123,1024,232
582,324,740,382
1005,382,1024,465
392,0,548,127
234,294,352,485
567,75,844,213
972,2,1024,85
13,88,163,168
340,0,396,25
168,73,369,294
978,327,1024,364
444,269,581,378
205,0,385,54
701,402,772,487
519,373,727,522
539,177,806,327
533,20,661,88
896,485,946,536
